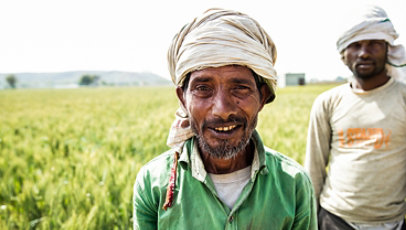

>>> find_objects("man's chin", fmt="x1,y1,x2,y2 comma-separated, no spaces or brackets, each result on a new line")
355,72,375,79
197,135,251,159
354,67,386,80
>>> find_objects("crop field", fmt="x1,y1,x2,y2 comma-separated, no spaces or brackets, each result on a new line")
0,83,338,229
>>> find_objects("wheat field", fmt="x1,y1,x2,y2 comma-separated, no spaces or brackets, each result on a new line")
0,84,337,229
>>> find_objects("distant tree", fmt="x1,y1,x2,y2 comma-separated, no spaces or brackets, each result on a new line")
79,74,100,86
6,74,17,88
335,76,347,82
79,75,92,85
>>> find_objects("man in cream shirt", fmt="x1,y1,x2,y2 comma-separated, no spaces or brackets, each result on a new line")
305,5,406,230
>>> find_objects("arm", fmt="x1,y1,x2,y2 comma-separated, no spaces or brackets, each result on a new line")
133,169,158,230
304,95,331,202
291,172,318,230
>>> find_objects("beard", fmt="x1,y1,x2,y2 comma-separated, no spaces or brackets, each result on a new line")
354,62,386,79
191,115,257,159
353,55,387,80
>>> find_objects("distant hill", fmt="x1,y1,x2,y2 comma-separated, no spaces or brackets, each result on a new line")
0,71,172,89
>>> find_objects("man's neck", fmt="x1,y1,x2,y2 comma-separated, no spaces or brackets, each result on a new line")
352,72,390,91
200,142,254,174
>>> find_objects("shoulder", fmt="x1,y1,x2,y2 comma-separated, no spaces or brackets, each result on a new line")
313,83,348,106
394,80,406,93
135,149,175,189
310,83,348,117
140,149,174,171
264,147,312,185
385,80,406,108
394,81,406,106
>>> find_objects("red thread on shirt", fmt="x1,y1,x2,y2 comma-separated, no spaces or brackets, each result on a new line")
163,151,179,210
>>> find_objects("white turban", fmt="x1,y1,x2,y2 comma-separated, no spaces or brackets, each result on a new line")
336,5,406,82
166,8,277,148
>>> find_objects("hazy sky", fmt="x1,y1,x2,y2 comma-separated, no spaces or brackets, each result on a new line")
1,0,405,81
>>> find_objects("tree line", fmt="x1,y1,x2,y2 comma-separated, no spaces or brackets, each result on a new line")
3,74,100,89
5,74,17,88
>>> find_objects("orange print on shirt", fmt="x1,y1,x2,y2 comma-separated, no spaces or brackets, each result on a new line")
338,128,391,149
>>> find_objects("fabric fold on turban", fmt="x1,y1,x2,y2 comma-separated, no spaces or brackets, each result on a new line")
166,8,278,148
336,5,406,82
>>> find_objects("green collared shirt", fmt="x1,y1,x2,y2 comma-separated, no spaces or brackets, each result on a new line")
133,131,317,229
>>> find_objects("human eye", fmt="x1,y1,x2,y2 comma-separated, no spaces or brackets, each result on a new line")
371,40,385,48
235,85,250,90
232,84,252,97
371,40,384,45
192,85,213,97
348,42,361,49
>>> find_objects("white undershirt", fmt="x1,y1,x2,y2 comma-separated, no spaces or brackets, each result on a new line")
208,166,251,209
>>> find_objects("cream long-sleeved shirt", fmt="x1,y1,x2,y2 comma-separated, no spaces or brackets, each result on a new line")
305,78,406,223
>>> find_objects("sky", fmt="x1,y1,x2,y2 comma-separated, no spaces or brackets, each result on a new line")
0,0,405,81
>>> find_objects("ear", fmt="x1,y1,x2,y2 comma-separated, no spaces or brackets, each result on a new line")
258,84,271,111
176,86,187,112
340,51,347,64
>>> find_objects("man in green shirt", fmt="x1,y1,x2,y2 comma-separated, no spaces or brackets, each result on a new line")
133,8,317,230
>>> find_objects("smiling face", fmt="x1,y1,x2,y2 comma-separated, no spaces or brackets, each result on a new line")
342,39,387,80
176,65,270,159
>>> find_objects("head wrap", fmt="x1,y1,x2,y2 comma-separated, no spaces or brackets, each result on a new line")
336,5,406,82
166,8,277,148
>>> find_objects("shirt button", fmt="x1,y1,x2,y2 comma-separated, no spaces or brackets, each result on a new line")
229,216,234,222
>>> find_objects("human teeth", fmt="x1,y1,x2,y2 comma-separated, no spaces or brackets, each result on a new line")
214,125,236,131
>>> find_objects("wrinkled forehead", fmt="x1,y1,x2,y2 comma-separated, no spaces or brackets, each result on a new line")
182,65,263,88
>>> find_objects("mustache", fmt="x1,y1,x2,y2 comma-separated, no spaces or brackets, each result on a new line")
203,115,246,128
356,57,374,62
355,58,374,65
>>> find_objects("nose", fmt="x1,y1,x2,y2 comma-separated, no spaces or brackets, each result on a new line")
358,44,371,59
211,90,238,120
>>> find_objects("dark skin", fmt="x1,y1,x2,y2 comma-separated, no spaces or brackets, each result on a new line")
341,39,390,90
176,65,271,174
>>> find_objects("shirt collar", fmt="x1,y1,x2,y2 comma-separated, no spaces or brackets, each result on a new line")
178,130,268,182
349,77,395,95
